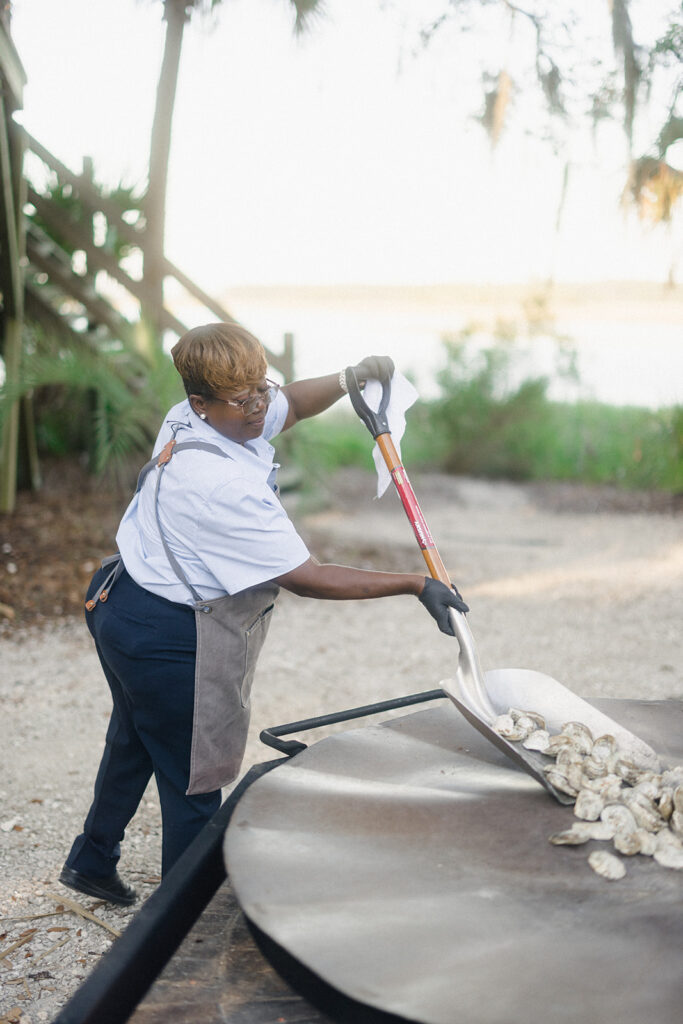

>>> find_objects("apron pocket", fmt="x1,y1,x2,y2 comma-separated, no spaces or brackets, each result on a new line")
241,604,275,707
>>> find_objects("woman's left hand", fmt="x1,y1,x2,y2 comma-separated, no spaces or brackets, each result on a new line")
351,355,395,384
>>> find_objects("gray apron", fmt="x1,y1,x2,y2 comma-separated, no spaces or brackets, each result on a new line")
88,436,279,796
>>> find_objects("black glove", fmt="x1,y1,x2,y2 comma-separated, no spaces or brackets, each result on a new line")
352,355,395,385
418,577,469,636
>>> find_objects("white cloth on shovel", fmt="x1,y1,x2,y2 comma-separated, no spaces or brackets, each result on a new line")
362,371,419,498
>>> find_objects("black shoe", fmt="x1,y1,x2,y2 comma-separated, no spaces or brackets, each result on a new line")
59,866,137,906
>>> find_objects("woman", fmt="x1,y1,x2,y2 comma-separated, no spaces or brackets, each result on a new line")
59,323,467,905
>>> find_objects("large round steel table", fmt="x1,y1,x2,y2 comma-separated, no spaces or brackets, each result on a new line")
225,698,683,1024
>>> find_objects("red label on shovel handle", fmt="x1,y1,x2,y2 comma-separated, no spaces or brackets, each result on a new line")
391,465,435,550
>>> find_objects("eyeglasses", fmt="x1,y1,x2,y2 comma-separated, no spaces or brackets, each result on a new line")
212,379,280,416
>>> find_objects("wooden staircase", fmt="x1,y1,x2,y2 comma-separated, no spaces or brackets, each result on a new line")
0,18,294,514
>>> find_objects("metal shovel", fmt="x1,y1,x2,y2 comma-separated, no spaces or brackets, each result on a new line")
346,370,661,803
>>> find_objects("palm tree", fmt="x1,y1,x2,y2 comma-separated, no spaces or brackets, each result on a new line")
143,0,325,338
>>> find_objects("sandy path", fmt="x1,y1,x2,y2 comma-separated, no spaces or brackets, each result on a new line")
1,472,681,1022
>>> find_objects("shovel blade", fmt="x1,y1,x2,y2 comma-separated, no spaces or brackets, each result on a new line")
442,667,661,804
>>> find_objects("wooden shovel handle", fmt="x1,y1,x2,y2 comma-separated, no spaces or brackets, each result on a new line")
375,433,451,587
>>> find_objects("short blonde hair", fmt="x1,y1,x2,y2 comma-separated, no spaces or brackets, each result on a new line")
171,323,268,398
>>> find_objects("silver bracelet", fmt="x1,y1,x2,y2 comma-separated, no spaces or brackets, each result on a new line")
338,368,348,393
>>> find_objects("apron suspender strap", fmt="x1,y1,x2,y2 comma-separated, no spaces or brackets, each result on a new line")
152,466,205,604
147,434,232,605
85,556,125,610
86,433,232,612
135,438,229,494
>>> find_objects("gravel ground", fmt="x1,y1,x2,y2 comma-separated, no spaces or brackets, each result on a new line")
1,470,681,1023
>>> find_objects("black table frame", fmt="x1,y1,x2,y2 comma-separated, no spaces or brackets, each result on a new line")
53,689,446,1024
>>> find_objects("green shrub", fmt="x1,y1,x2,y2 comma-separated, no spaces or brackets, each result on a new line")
1,324,184,484
293,326,682,495
427,331,682,491
427,332,555,479
537,401,683,491
287,411,374,475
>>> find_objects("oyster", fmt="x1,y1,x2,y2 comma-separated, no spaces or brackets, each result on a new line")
621,790,663,832
495,708,538,741
544,767,580,798
549,821,614,845
574,789,605,822
493,713,528,742
634,829,657,856
523,728,550,753
524,711,547,731
613,831,642,856
662,767,683,789
674,786,683,814
656,829,683,852
615,759,644,785
588,850,626,880
561,721,593,755
632,776,662,801
515,714,539,737
581,773,623,801
582,755,609,780
591,734,618,764
584,821,617,841
658,790,674,821
546,734,577,756
629,805,663,833
671,810,683,838
556,745,583,766
601,803,638,834
566,763,588,794
549,826,591,846
653,842,683,870
651,830,683,868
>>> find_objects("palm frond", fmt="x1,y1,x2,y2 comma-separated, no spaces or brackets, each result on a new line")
1,322,183,479
289,0,326,36
623,156,683,223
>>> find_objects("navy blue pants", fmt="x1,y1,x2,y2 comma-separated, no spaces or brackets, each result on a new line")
65,566,221,879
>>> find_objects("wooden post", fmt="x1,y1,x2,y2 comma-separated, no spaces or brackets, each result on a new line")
18,394,41,491
144,0,190,344
283,332,295,383
0,18,27,513
81,155,95,285
0,321,22,512
0,93,26,514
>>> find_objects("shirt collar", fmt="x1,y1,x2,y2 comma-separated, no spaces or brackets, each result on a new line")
166,400,276,467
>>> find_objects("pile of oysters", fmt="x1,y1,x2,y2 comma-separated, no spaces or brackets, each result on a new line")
493,708,683,880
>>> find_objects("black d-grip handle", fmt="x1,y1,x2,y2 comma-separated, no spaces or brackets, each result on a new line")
346,366,391,439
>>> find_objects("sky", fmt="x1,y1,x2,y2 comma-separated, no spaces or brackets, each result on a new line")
9,0,682,292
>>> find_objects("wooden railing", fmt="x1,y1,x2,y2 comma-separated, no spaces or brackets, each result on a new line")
23,132,294,379
0,40,294,512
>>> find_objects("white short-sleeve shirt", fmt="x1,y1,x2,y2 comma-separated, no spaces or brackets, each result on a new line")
116,391,310,604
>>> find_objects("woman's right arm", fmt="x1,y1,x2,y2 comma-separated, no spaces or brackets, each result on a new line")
274,558,466,635
275,558,424,600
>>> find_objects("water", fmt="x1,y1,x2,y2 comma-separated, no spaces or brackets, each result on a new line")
215,297,683,410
